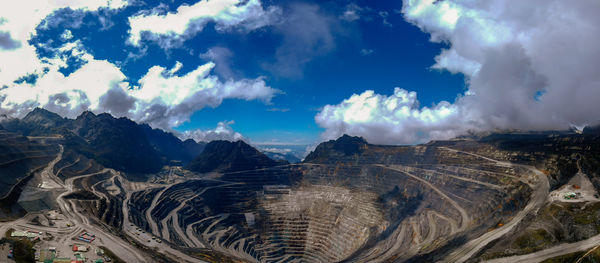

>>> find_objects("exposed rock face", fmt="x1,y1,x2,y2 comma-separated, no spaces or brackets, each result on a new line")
22,108,68,130
304,134,368,163
186,140,285,173
440,130,600,191
258,185,387,262
0,131,60,218
2,108,205,174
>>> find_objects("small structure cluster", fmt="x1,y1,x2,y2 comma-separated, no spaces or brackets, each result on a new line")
11,230,42,241
563,192,582,200
77,232,95,243
33,244,112,263
72,244,88,252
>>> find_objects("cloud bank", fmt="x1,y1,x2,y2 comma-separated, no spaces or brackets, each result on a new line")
316,0,600,144
0,1,278,132
0,47,277,130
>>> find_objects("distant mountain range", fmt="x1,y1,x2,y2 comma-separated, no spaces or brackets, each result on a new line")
1,108,206,173
257,144,306,163
0,108,301,175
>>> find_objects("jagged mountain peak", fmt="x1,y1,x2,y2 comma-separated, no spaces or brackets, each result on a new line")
336,134,368,144
22,107,66,126
303,134,368,163
186,139,284,173
76,110,96,119
24,107,59,117
5,108,207,174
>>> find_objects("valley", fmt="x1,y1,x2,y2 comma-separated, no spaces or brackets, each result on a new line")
1,109,600,262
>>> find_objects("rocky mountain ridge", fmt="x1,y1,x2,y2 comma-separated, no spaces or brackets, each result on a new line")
186,140,287,173
0,108,206,174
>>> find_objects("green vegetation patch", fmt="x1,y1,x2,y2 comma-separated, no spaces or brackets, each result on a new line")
545,202,600,232
0,237,35,263
542,247,600,263
512,229,554,252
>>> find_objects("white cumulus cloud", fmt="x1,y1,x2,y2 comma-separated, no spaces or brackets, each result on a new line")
0,0,127,88
0,47,278,130
180,120,244,142
127,61,278,128
0,1,278,133
316,88,464,144
316,0,600,144
128,0,281,47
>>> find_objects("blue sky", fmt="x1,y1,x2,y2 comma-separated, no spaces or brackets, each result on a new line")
172,0,467,143
27,0,464,144
1,0,597,146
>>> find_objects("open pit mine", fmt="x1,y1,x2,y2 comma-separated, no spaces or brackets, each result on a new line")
1,108,600,263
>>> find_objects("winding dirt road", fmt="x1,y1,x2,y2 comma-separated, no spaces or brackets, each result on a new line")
120,179,207,263
483,156,600,263
484,233,600,263
438,147,550,263
0,146,150,262
56,168,150,262
378,164,471,231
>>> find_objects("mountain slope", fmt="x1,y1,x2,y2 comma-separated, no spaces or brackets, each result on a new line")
1,108,205,174
1,108,67,136
304,134,368,163
186,140,285,173
66,111,163,173
132,134,538,262
0,131,60,218
141,124,205,166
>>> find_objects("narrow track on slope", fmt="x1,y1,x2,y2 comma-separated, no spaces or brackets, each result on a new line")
483,234,600,263
438,147,550,263
146,185,173,236
120,177,208,263
161,188,210,246
482,156,597,263
377,164,471,231
409,166,504,190
56,168,149,262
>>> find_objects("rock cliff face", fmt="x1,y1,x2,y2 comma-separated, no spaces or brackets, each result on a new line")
67,111,164,173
